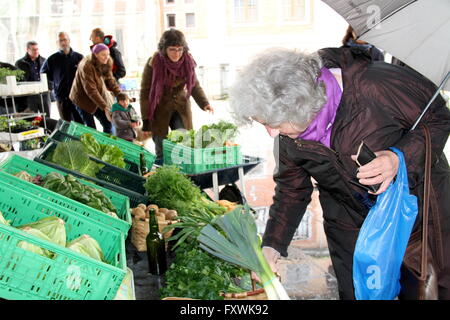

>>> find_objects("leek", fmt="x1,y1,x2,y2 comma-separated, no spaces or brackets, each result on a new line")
197,206,290,300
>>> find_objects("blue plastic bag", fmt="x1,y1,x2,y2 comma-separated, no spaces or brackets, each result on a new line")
353,148,418,300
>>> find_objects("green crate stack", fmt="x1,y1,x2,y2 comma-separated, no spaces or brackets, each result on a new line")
0,182,126,300
35,140,148,206
163,139,243,174
0,154,132,230
57,120,156,171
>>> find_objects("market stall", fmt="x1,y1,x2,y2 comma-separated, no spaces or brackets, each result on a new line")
0,120,274,301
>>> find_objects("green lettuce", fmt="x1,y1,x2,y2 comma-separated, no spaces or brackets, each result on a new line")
50,141,103,178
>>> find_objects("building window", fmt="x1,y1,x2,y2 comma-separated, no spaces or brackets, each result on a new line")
167,14,176,28
166,0,175,5
233,0,258,24
282,0,308,22
51,0,64,15
186,13,195,28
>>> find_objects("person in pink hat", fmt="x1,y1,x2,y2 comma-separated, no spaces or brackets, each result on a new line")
69,43,121,133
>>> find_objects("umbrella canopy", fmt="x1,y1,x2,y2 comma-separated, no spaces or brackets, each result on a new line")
322,0,450,91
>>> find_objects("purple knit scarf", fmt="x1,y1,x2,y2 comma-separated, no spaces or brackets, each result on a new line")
147,52,197,121
298,67,342,147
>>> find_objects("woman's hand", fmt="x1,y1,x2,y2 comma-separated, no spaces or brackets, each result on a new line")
204,105,214,114
251,247,281,282
351,150,400,195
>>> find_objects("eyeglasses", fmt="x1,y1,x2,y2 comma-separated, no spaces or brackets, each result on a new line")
168,47,184,53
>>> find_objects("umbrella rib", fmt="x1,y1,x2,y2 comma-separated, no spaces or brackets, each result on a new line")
358,0,418,39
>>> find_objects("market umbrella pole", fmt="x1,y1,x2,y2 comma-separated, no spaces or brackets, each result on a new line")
411,71,450,131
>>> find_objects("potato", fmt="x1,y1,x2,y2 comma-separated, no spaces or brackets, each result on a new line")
165,210,178,220
137,203,147,211
132,207,146,220
156,212,166,223
158,208,169,215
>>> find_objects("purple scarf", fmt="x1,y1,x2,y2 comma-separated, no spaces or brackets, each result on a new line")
147,52,197,121
299,67,342,147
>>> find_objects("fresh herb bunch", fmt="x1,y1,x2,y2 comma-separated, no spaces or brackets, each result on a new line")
0,67,25,84
0,117,34,132
160,242,248,300
144,165,226,217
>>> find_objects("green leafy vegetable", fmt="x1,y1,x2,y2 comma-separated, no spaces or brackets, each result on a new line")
198,206,290,300
66,235,104,262
160,242,247,300
41,172,118,216
167,121,238,149
50,141,103,178
0,211,10,226
18,227,54,258
80,133,126,169
19,217,67,247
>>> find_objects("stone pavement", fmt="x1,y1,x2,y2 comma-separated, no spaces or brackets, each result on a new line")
279,246,339,300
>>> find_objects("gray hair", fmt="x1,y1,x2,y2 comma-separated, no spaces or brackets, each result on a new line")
26,41,38,49
230,48,327,128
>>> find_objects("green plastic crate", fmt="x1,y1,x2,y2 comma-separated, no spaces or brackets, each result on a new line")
35,140,148,204
163,139,243,174
57,120,156,171
0,171,131,236
0,154,132,231
0,182,126,300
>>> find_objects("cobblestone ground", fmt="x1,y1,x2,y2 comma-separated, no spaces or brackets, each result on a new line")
279,246,339,300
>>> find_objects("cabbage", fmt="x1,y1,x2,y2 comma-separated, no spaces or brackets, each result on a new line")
0,211,10,226
67,235,104,262
19,217,67,247
18,227,54,258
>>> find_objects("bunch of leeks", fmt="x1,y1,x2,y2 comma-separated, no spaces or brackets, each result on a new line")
197,205,290,300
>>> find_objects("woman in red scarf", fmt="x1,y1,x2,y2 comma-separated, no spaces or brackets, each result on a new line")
140,29,213,165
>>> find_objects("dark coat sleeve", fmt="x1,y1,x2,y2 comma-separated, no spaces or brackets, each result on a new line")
191,78,210,110
360,69,450,189
139,57,153,131
262,137,314,257
110,47,126,80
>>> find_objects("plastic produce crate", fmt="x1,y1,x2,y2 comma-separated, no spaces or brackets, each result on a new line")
0,182,126,300
0,171,131,235
56,120,156,171
34,140,148,207
0,154,132,230
47,130,139,174
163,139,243,174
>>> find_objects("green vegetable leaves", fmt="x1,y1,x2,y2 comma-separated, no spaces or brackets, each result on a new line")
41,172,118,216
80,133,126,169
197,206,290,300
160,242,247,300
167,121,238,149
51,141,103,178
67,235,105,262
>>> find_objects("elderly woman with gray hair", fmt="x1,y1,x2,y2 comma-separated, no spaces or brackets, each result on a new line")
230,47,450,300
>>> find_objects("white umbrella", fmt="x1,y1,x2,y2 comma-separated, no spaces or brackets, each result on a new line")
321,0,450,130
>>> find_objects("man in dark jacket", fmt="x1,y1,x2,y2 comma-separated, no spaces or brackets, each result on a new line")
41,32,84,123
230,47,450,300
90,28,126,82
15,41,51,116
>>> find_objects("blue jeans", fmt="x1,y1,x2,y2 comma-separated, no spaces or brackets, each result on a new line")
77,107,112,134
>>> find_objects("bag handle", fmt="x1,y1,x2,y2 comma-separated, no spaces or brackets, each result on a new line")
418,124,432,282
